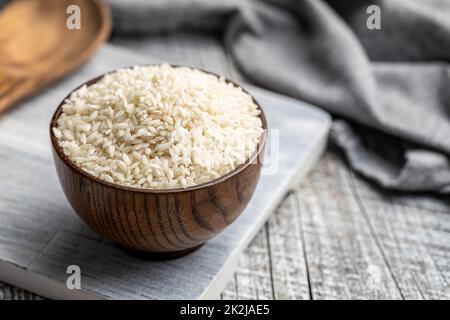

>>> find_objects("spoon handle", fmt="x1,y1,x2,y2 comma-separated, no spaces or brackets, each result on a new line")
0,76,26,115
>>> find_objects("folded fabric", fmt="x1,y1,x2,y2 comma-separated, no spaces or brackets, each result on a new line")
107,0,450,193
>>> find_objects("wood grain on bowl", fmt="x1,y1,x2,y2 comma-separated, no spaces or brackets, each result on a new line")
50,69,268,257
0,0,110,114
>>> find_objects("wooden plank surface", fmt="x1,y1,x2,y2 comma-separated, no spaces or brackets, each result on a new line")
1,32,450,300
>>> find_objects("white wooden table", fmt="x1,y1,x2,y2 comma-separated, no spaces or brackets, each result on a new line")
1,32,449,300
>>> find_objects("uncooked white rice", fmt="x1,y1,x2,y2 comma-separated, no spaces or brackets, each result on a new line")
53,64,263,189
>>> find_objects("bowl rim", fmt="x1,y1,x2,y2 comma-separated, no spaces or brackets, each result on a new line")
50,64,268,194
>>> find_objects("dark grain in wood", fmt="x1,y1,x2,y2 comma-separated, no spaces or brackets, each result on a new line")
49,68,268,255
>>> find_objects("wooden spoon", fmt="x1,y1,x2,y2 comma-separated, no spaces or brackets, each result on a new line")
0,0,111,114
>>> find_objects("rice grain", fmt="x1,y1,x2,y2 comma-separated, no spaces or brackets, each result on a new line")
54,65,263,189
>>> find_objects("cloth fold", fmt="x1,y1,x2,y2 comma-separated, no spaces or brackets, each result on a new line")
107,0,450,193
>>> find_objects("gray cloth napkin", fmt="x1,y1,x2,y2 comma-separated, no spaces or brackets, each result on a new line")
107,0,450,193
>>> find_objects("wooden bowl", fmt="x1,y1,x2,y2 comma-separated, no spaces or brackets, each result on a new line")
50,67,268,258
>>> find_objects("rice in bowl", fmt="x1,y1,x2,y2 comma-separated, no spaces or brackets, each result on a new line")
52,65,264,189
